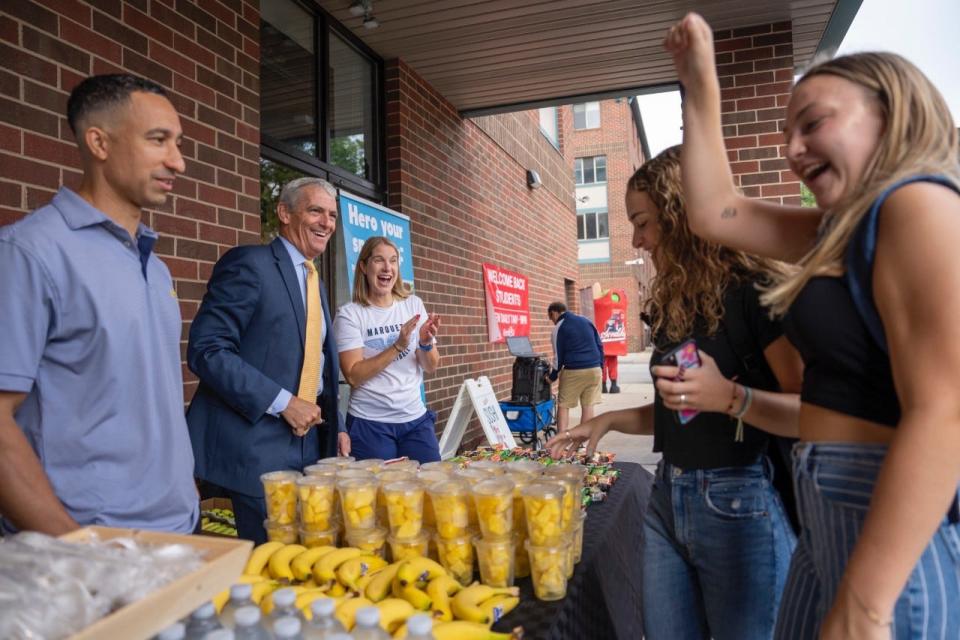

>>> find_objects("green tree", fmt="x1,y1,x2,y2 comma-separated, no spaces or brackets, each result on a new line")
800,183,817,208
330,135,366,178
260,159,306,242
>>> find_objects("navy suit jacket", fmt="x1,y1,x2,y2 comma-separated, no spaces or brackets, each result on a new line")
186,237,342,497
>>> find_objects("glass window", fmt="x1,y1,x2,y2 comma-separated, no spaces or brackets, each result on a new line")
328,31,375,180
575,156,606,184
573,102,600,129
261,0,316,155
538,107,558,147
577,210,609,240
259,158,306,242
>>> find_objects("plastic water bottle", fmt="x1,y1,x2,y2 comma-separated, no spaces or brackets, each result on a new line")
325,635,354,640
203,630,235,640
219,584,255,630
268,588,306,631
405,614,436,640
273,616,305,640
303,597,347,639
155,622,186,640
233,606,272,640
185,602,223,640
351,607,390,640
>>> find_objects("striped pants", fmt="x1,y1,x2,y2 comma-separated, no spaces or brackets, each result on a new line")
774,442,960,639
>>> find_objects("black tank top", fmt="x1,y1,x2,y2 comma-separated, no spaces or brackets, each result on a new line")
783,276,899,426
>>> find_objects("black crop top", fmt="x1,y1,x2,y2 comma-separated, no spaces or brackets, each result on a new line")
784,276,900,426
650,279,784,469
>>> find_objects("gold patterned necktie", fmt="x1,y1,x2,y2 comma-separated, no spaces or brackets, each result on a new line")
297,260,321,402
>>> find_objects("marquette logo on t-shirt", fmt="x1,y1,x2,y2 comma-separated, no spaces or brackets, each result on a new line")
366,324,405,337
365,334,410,360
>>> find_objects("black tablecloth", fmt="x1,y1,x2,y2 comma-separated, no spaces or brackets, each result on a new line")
492,462,653,640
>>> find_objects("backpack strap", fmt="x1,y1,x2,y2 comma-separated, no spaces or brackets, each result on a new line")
844,174,960,354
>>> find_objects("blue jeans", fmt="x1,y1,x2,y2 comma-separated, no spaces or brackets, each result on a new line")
775,442,960,639
643,459,796,640
347,410,441,463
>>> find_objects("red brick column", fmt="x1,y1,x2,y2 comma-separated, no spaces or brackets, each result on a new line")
0,0,262,401
714,21,801,205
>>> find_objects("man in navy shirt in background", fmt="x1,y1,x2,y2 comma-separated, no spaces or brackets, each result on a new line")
547,301,604,437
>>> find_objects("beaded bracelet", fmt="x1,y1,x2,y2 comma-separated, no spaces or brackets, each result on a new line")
732,385,752,442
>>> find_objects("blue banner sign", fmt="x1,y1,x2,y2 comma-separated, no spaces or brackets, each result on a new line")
338,192,414,292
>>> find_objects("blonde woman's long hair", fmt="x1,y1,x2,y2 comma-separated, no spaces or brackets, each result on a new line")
352,236,411,306
629,146,789,343
763,52,960,315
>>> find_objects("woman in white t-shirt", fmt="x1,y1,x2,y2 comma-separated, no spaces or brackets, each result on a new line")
334,236,442,462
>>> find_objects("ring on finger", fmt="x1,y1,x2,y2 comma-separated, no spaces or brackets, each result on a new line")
680,393,686,405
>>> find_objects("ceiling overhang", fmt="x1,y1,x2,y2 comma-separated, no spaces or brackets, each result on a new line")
316,0,861,116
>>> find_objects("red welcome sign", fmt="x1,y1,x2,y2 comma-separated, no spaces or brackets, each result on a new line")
482,263,530,343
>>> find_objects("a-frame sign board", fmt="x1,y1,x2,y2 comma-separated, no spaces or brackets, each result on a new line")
438,376,516,460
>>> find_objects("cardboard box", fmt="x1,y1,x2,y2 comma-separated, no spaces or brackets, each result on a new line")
199,497,237,538
60,525,251,640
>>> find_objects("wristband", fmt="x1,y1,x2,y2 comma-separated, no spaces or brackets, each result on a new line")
418,342,434,352
732,385,752,442
392,341,403,353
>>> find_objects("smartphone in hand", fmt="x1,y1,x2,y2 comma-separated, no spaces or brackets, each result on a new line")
662,338,702,424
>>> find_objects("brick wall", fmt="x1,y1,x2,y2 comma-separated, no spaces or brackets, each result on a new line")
714,21,801,204
567,99,649,352
0,0,262,402
385,59,577,448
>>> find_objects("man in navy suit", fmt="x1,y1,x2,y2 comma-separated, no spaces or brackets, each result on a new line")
186,177,350,543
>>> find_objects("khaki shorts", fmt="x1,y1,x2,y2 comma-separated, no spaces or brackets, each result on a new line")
557,367,602,409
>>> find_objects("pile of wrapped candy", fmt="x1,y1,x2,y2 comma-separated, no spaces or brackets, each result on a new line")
451,446,621,506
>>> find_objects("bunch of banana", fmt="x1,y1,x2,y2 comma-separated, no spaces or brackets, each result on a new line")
200,516,238,536
394,620,523,640
450,584,520,625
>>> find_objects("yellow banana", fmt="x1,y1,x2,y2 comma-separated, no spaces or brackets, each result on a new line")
261,585,309,615
291,545,338,582
479,594,519,624
335,596,374,630
426,574,461,622
365,562,403,602
355,566,385,594
296,590,350,619
398,582,432,611
393,622,409,639
431,621,519,640
237,574,268,585
250,580,281,605
451,585,519,624
314,547,364,582
337,554,389,591
329,581,348,597
397,557,447,586
244,541,285,575
377,598,415,633
212,587,230,613
268,544,307,581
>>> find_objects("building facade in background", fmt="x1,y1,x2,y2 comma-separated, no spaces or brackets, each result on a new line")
0,0,803,448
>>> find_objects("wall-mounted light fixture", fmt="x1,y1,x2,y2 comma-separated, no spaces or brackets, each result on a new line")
349,0,379,28
526,170,542,190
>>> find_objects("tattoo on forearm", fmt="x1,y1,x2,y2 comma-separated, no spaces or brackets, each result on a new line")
721,207,737,219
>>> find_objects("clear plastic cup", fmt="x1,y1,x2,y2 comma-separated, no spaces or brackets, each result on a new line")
468,460,507,476
376,470,417,523
573,510,587,564
261,470,301,525
453,467,490,486
388,530,430,562
382,459,419,473
505,471,533,535
434,530,476,586
300,525,339,548
429,481,471,539
263,519,298,544
297,476,337,531
335,468,376,483
318,455,355,468
338,477,379,531
303,464,338,478
472,478,515,539
526,538,568,601
419,460,455,474
504,459,544,478
423,527,440,562
415,471,448,528
351,459,385,474
564,531,575,579
521,482,566,545
543,475,581,532
382,480,425,538
473,535,515,587
345,525,388,559
513,531,530,578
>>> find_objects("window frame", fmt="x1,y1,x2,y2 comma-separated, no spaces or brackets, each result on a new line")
574,155,607,185
573,101,601,130
576,208,609,241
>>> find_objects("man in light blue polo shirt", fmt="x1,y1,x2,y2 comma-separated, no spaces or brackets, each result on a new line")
0,75,198,534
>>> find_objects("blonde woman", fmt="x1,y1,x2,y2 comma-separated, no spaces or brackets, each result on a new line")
666,13,960,639
334,236,441,462
549,147,804,640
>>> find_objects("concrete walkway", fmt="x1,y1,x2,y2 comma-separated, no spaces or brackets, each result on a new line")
565,350,661,473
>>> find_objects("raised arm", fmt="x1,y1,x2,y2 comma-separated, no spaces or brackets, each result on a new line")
665,12,822,261
821,182,960,636
338,314,419,388
546,403,654,458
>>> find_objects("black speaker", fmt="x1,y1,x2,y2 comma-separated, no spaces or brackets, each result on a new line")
511,357,551,403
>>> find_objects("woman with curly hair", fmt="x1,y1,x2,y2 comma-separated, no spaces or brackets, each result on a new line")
548,145,804,640
665,12,960,639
